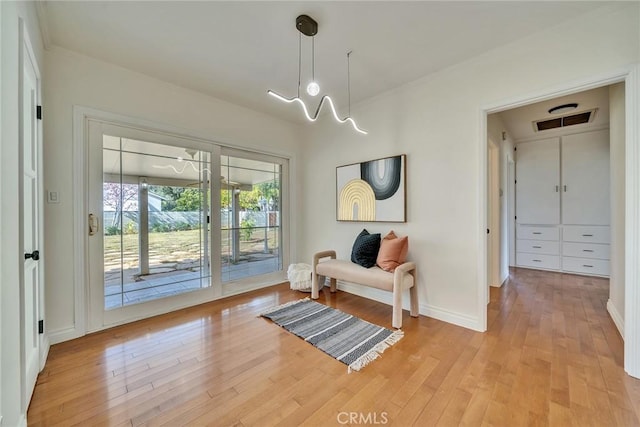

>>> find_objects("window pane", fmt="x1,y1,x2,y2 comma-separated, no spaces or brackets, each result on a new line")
220,156,282,282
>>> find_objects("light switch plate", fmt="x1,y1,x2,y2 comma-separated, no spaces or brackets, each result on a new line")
47,191,60,204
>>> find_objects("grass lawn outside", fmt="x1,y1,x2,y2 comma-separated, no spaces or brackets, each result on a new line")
104,227,280,273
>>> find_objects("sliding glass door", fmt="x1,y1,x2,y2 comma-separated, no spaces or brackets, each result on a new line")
102,135,212,309
220,152,283,283
87,120,288,331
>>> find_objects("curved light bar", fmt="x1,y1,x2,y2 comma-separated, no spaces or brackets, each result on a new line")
268,90,368,135
153,162,211,175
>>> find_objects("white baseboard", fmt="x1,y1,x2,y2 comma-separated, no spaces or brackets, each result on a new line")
39,335,50,371
336,280,482,331
607,299,625,339
420,302,483,331
48,326,83,345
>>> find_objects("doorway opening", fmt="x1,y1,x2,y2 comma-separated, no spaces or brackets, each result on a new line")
485,82,625,337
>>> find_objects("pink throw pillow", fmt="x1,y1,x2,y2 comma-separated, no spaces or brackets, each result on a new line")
376,231,409,272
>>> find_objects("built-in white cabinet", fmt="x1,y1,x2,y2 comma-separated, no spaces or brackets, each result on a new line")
562,130,610,225
515,130,610,277
514,138,560,225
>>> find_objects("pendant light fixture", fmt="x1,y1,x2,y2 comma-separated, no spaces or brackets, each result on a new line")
306,35,320,96
267,14,367,135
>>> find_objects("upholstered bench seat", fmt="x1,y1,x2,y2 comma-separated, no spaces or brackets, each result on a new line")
311,250,418,328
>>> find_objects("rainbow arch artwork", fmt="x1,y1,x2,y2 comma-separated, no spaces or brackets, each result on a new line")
338,179,376,221
336,154,406,222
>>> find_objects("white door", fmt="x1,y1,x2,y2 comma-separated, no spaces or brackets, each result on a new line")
561,130,610,225
515,138,560,225
20,27,43,407
487,141,500,290
507,157,516,266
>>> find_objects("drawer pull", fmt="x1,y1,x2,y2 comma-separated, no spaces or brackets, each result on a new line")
533,259,542,262
583,264,593,268
532,246,542,249
532,232,542,235
582,234,594,237
582,249,594,252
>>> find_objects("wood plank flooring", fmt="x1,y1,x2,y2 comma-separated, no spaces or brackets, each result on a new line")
28,268,640,426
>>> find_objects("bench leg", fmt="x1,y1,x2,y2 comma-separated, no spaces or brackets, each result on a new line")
392,286,402,329
409,284,419,317
311,272,319,299
329,277,337,293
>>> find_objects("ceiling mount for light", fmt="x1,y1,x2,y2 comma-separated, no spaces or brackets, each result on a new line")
296,14,317,37
267,14,367,135
548,103,578,115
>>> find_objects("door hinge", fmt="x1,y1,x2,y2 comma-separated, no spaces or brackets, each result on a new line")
487,229,490,234
515,216,517,220
514,146,517,151
38,319,44,334
37,105,42,120
207,215,210,224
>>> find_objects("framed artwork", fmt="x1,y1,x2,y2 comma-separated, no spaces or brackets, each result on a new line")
336,154,406,222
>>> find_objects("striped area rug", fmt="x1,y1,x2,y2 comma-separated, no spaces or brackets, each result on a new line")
260,298,403,373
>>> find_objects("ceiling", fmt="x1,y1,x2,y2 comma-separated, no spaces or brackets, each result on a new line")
42,1,610,123
496,85,610,141
103,136,279,185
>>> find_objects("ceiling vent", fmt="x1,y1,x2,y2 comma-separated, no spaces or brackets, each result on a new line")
533,109,597,132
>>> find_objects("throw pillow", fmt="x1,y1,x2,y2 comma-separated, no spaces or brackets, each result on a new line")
351,229,381,268
377,230,409,272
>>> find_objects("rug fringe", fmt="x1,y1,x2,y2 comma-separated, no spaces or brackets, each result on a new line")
348,329,404,373
259,297,310,317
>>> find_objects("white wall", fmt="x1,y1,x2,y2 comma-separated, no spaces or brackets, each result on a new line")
609,82,625,336
43,47,303,340
1,1,44,425
299,3,640,331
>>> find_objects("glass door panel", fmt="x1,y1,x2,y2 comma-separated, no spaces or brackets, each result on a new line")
103,135,211,309
220,155,282,282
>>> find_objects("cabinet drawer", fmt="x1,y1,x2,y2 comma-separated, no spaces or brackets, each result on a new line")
516,239,560,255
516,253,560,270
516,225,559,241
562,257,609,276
562,242,610,260
563,226,610,244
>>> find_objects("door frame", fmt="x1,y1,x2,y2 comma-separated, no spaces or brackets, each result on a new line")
478,65,640,379
18,17,47,409
65,106,292,341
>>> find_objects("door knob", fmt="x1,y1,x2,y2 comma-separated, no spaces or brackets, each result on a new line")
25,250,40,261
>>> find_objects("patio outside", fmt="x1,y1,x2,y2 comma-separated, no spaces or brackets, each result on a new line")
104,224,280,309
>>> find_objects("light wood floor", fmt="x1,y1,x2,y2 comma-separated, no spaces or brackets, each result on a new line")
28,268,640,426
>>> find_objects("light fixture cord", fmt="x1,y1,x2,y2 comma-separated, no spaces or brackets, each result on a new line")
297,32,301,98
312,36,315,82
347,51,352,116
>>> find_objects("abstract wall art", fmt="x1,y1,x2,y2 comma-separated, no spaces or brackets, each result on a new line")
336,154,406,222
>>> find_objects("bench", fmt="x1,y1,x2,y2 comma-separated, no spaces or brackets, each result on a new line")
311,250,419,328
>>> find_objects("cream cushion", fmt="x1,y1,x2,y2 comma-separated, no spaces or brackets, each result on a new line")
315,259,414,292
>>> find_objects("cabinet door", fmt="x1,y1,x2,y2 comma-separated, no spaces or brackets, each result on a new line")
516,138,560,224
562,130,610,225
